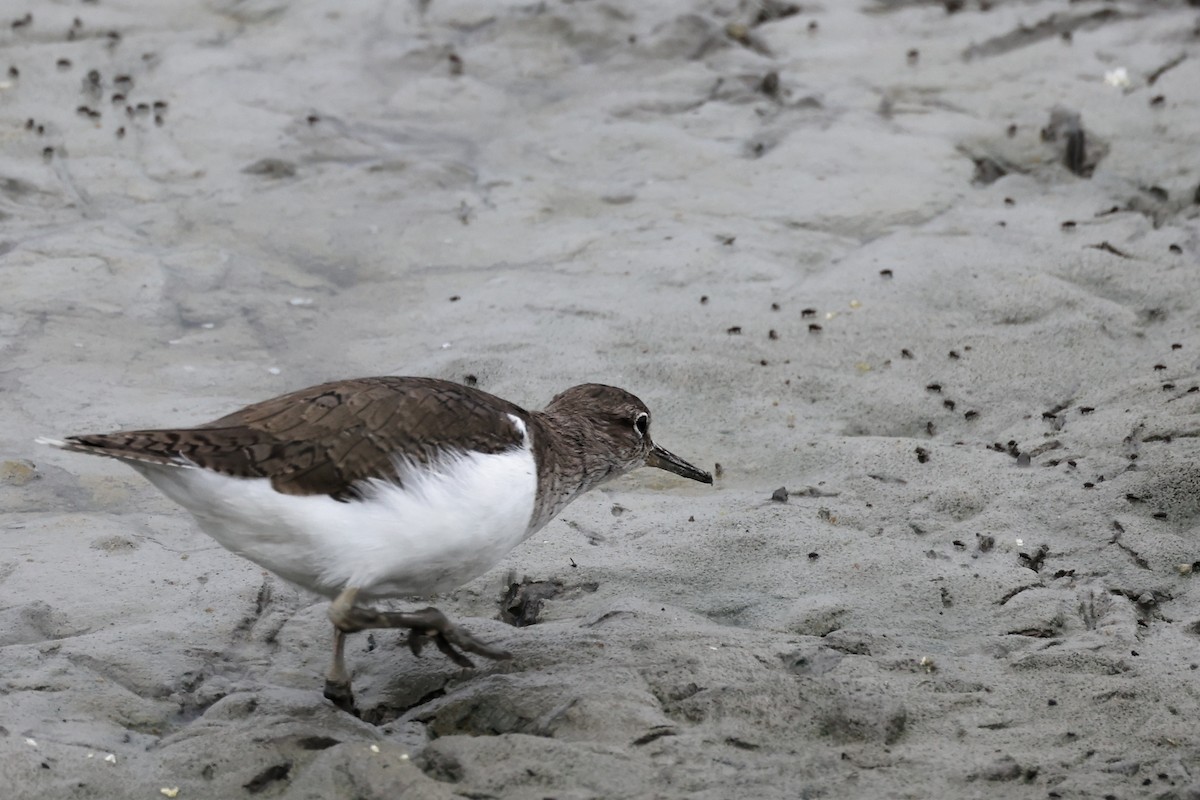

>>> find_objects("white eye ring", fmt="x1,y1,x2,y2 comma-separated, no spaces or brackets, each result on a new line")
634,412,649,437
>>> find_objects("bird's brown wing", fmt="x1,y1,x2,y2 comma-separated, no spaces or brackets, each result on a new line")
60,377,530,501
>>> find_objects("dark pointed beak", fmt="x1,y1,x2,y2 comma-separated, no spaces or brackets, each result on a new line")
646,443,713,484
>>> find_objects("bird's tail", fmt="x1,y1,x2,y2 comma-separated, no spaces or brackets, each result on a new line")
36,434,186,468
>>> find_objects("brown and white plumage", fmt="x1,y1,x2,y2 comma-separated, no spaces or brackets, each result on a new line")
40,376,712,712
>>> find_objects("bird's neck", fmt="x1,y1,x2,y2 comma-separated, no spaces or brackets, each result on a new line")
526,411,616,532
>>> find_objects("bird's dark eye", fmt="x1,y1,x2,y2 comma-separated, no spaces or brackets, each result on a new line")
634,412,649,437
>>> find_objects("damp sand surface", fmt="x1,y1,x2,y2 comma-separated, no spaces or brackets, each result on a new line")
2,2,1200,798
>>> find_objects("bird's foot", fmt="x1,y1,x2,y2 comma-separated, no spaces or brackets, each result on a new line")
323,679,358,716
338,605,512,668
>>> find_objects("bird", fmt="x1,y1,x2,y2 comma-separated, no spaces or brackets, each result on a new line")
38,377,712,713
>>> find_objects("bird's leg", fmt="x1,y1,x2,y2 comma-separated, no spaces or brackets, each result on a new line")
323,587,361,713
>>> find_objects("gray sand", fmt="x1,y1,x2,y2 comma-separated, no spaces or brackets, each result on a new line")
3,1,1200,797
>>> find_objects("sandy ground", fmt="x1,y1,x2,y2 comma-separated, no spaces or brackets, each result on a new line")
3,0,1200,797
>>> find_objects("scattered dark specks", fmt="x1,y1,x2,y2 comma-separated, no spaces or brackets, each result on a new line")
952,540,965,549
926,421,936,436
114,74,132,88
1172,343,1183,350
770,302,780,311
1018,544,1048,573
8,65,18,78
106,30,121,46
976,534,995,553
1162,383,1176,391
135,102,150,113
569,557,577,568
759,359,768,366
800,308,816,318
768,329,778,340
727,736,760,751
296,736,340,751
948,350,960,359
770,487,788,503
1150,94,1165,107
1004,197,1015,206
153,100,168,111
1079,406,1094,414
713,463,724,479
462,374,477,387
1060,220,1076,231
915,446,930,464
1083,482,1094,489
807,551,819,560
759,71,779,98
632,727,676,747
448,295,460,302
306,113,320,125
1006,123,1017,138
726,325,742,335
807,20,818,32
116,126,125,138
901,348,913,359
154,114,163,126
906,48,919,65
1152,512,1168,520
719,235,736,245
699,295,709,305
86,69,100,85
808,323,822,333
24,118,33,130
11,13,31,30
1088,241,1131,258
111,92,125,103
448,52,463,76
926,383,942,393
56,58,72,70
1066,460,1076,468
1153,364,1166,371
243,763,291,794
943,399,956,410
879,268,893,278
41,146,54,161
35,124,43,134
1169,244,1182,254
242,158,296,178
964,410,979,420
501,578,562,627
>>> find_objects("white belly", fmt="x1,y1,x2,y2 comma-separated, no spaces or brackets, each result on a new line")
133,445,538,599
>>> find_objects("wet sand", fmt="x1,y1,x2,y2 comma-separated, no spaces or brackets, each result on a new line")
3,1,1200,797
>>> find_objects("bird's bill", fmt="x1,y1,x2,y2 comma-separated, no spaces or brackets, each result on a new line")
646,444,713,485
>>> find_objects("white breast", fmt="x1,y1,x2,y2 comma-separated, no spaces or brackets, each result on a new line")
132,435,539,599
